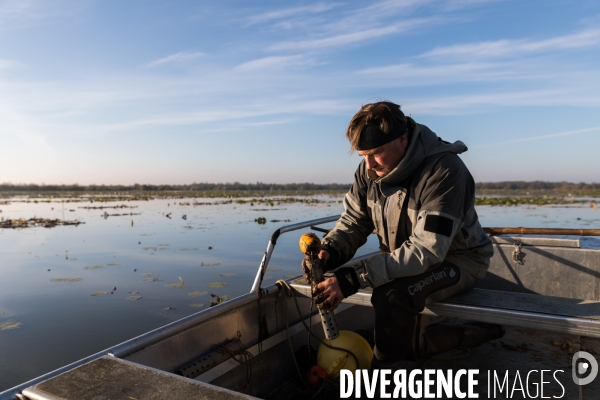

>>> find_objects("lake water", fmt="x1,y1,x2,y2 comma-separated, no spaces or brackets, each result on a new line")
0,195,599,391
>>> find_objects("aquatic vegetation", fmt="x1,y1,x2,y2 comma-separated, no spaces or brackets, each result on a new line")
106,263,122,266
211,273,236,277
188,291,208,297
142,278,161,282
284,275,298,279
84,265,103,270
255,217,266,225
263,276,272,280
209,293,233,307
90,291,108,296
126,296,142,301
141,273,154,276
0,311,3,316
0,218,82,229
475,196,595,207
189,303,205,308
51,278,83,282
166,277,185,288
0,322,21,330
200,262,221,266
266,268,280,272
207,282,227,288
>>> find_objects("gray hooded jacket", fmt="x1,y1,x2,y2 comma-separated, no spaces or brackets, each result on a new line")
322,118,493,289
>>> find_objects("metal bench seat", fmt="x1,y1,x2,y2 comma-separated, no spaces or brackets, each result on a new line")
289,279,600,339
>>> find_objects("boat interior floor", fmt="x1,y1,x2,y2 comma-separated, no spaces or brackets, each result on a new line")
258,324,600,400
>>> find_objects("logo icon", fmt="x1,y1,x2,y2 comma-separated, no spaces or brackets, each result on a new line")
572,351,598,385
449,268,456,278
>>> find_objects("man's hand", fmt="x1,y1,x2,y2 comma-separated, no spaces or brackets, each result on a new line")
301,250,330,283
313,275,344,313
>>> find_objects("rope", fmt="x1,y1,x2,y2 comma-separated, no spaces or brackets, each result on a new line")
215,332,254,391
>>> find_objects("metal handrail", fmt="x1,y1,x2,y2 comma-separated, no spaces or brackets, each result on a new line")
250,215,340,294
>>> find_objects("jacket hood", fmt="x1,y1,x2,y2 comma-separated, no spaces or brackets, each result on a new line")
374,117,468,194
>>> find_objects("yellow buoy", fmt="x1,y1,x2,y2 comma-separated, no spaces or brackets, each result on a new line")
317,330,373,378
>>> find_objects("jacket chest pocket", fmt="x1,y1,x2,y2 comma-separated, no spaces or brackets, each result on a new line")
386,189,407,251
367,199,385,238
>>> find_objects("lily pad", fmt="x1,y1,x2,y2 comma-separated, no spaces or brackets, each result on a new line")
208,282,227,288
126,296,142,301
106,263,122,266
284,275,297,279
84,265,103,270
220,295,234,300
211,273,236,277
166,276,185,288
142,278,161,282
188,291,208,297
200,262,221,266
90,291,108,296
51,278,83,282
0,322,21,330
189,303,205,308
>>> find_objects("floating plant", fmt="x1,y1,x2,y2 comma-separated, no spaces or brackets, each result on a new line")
84,265,103,270
200,262,221,267
0,322,21,330
90,291,108,296
106,263,122,266
189,303,205,308
207,282,227,289
188,291,208,297
211,273,236,277
51,278,83,282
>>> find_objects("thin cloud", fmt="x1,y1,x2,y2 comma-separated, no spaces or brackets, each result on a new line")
0,0,81,30
472,126,600,148
0,58,17,69
268,18,433,51
357,61,546,83
245,3,340,26
236,55,311,70
146,51,204,67
421,28,600,60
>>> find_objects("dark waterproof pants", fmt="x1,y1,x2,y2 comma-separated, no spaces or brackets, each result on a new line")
370,261,479,362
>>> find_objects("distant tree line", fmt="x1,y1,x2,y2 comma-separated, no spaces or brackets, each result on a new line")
2,181,599,193
475,181,600,192
0,182,352,192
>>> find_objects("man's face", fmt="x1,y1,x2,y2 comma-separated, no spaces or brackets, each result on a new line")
357,135,408,178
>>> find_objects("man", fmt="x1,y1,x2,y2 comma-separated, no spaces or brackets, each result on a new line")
303,101,503,367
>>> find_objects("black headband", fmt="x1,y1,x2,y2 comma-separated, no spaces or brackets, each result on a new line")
356,119,406,151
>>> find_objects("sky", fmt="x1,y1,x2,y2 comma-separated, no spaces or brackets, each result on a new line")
1,0,599,185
